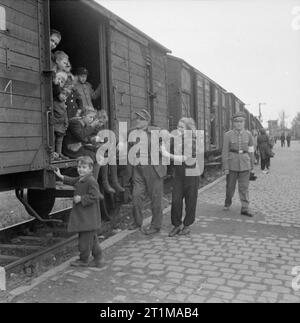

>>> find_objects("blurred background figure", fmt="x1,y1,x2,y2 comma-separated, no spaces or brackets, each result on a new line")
280,133,286,147
286,133,292,148
257,129,272,174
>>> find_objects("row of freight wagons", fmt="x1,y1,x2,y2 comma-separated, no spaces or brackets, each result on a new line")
0,0,262,196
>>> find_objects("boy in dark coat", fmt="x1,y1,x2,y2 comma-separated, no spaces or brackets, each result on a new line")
54,156,103,267
64,73,84,119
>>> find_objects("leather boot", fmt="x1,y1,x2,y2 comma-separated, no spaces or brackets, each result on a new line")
94,165,104,200
100,165,116,194
110,165,125,193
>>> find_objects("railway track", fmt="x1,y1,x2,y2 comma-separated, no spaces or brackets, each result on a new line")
0,208,73,275
0,201,127,291
0,169,222,292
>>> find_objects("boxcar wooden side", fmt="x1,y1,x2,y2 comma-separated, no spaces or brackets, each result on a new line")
0,0,50,179
167,56,198,131
166,57,181,130
109,22,169,131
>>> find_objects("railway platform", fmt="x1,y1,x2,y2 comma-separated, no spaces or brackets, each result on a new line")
3,141,300,303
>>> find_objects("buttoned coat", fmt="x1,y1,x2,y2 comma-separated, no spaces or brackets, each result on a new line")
62,118,100,161
63,174,101,233
257,134,272,160
53,100,68,135
222,129,254,172
66,88,83,119
127,126,167,178
74,82,101,109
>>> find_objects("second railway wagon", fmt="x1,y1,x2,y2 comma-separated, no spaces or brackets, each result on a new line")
0,0,170,224
167,55,227,156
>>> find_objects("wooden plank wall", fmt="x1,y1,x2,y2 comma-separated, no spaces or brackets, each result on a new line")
110,29,144,129
203,79,211,151
195,74,205,130
166,58,180,130
0,0,44,174
226,93,233,130
151,47,168,129
110,28,168,130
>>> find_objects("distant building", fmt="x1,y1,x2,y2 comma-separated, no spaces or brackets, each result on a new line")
268,120,280,138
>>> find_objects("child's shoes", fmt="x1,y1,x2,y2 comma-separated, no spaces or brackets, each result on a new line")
70,259,89,267
88,259,105,268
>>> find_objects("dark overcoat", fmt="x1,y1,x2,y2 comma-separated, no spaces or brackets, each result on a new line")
53,100,68,134
66,89,84,119
63,174,101,233
257,134,272,160
62,118,99,161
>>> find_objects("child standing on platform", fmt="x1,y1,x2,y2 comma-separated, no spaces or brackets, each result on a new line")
54,156,103,268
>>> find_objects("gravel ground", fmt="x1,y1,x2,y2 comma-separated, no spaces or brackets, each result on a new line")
0,192,72,231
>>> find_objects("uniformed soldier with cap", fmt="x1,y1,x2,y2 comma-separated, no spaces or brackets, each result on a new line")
222,111,255,217
127,109,167,235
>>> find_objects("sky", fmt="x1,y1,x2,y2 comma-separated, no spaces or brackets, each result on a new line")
97,0,300,127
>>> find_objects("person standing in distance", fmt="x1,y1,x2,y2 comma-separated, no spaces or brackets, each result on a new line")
222,112,255,217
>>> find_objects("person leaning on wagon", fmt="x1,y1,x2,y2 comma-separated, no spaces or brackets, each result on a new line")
62,109,103,181
222,112,255,217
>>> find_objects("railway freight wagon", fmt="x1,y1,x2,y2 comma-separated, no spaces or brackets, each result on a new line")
167,55,228,155
0,0,170,225
225,93,235,130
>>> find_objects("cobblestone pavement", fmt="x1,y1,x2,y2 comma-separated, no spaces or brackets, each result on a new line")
10,141,300,303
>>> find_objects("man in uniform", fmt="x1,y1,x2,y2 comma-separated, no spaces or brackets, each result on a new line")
128,109,167,235
222,112,255,217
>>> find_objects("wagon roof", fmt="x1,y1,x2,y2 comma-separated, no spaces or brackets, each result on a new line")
81,0,171,53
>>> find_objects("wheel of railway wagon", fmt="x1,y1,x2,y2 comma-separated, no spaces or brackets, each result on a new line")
26,189,56,219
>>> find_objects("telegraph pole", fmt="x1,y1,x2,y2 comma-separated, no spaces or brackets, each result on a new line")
258,102,267,122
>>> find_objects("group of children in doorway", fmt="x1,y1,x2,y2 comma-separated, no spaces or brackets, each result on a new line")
50,29,102,161
51,29,106,268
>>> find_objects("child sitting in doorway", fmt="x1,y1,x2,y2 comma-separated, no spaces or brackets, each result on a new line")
54,157,103,268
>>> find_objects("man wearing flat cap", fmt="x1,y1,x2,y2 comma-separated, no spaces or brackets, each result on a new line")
222,111,255,217
74,67,101,110
128,109,167,235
